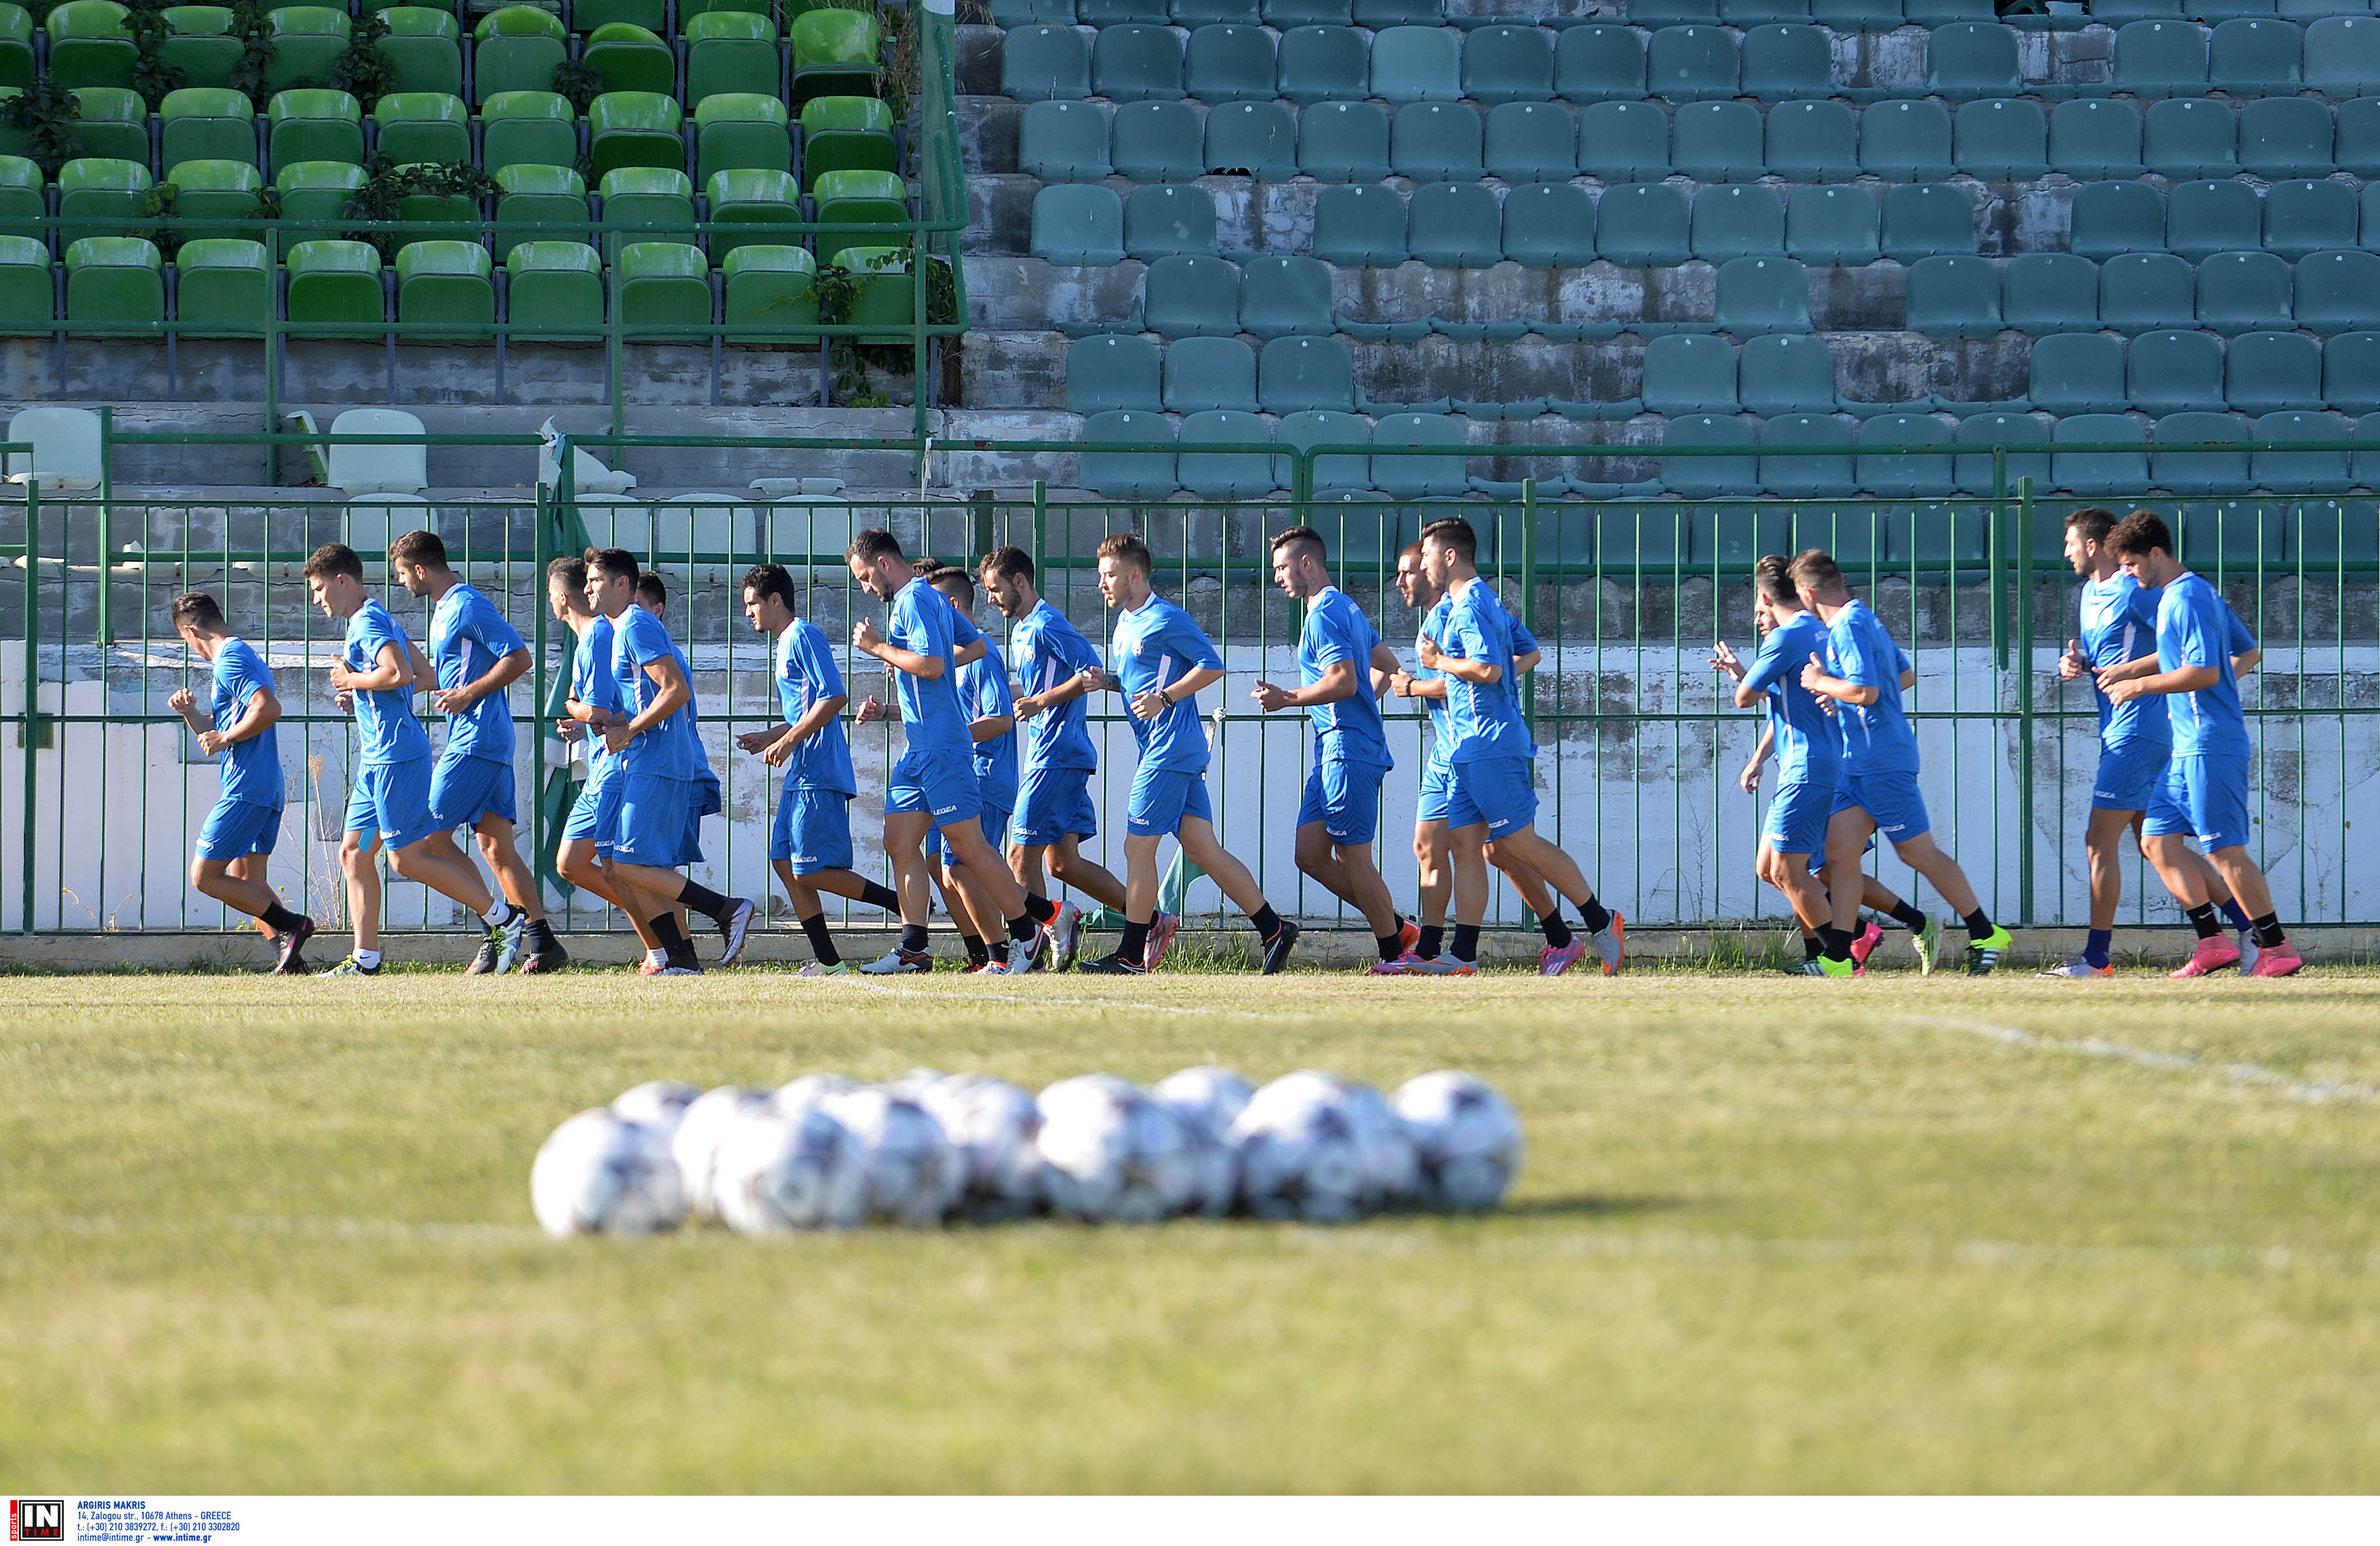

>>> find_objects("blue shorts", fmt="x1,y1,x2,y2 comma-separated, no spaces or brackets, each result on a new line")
1763,776,1833,856
939,801,1013,865
560,759,620,853
615,771,701,867
887,747,980,826
1012,764,1099,846
2091,739,2169,813
1297,756,1388,845
1415,756,1453,824
1446,755,1536,839
2144,751,2251,852
197,797,281,861
429,752,515,830
344,755,434,852
1833,767,1931,842
774,784,855,873
1126,762,1212,838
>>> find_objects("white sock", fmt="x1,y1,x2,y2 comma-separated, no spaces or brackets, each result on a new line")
355,948,381,969
645,948,667,969
482,902,513,929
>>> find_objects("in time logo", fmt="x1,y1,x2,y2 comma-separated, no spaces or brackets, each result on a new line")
8,1500,65,1541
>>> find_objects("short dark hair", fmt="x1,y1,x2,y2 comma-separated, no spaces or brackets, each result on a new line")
170,590,223,630
635,571,667,609
302,543,362,582
1420,517,1476,564
1095,531,1153,575
846,528,903,564
979,545,1033,583
546,555,587,591
2106,508,2174,561
387,528,447,568
1270,524,1327,565
927,565,976,605
1398,541,1423,562
585,546,639,583
741,562,797,612
2065,506,2117,545
1754,555,1798,606
1787,548,1844,594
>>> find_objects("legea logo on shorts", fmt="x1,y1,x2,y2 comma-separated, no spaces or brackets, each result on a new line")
10,1500,65,1541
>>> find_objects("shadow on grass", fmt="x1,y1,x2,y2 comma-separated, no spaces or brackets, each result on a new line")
1496,1193,1693,1220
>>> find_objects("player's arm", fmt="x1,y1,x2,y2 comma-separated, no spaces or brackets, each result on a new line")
852,616,946,679
2093,654,2161,686
1367,640,1400,699
434,642,529,716
197,680,281,756
1740,722,1773,793
2233,647,2260,677
1899,668,1917,692
168,684,210,734
1390,666,1445,701
330,639,411,692
1254,658,1359,711
1016,672,1093,717
1416,628,1501,684
953,636,987,668
753,690,847,765
968,707,1015,743
1133,663,1223,720
1800,650,1877,706
603,654,690,751
1513,649,1542,677
2108,610,2222,703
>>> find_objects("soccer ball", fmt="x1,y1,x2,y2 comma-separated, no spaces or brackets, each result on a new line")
1036,1074,1202,1223
1334,1078,1423,1208
1149,1066,1253,1217
1391,1072,1522,1211
713,1104,872,1234
1229,1072,1372,1223
530,1108,684,1239
611,1080,701,1136
886,1067,947,1101
772,1072,859,1114
918,1073,1048,1221
820,1086,965,1227
669,1085,774,1224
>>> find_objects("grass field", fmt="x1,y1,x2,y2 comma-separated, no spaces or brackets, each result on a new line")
3,963,2379,1492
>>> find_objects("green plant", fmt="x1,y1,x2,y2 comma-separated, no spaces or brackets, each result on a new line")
323,9,396,110
137,178,183,258
340,155,500,258
549,57,603,114
227,1,278,109
123,0,191,111
1,77,83,176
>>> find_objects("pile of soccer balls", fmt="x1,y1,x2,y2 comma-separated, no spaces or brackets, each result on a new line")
530,1067,1522,1238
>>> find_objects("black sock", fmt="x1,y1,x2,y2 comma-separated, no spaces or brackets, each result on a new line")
1021,894,1056,925
652,914,688,956
2185,903,2223,940
1803,933,1822,961
899,923,929,954
1453,923,1480,961
1118,918,1151,962
678,879,732,920
2251,912,2287,948
961,933,990,967
1577,895,1612,935
1007,912,1039,943
1889,900,1927,931
798,912,839,966
1541,913,1574,949
1377,931,1404,961
859,880,900,912
524,917,558,952
261,901,304,934
1821,926,1852,961
1250,903,1282,941
1963,909,1993,938
1418,924,1443,959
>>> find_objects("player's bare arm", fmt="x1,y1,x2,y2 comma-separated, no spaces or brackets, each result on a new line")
1135,664,1221,721
1416,634,1500,684
330,641,411,694
1253,658,1358,713
433,644,529,717
852,617,946,679
602,654,689,754
1800,652,1876,705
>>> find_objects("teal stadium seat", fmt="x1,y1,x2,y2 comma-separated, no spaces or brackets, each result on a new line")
1018,101,1110,180
2004,252,2099,334
1641,333,1737,414
1953,410,2051,495
1204,101,1297,177
2264,178,2356,260
1408,182,1500,266
378,7,462,97
1185,24,1275,102
1031,182,1125,264
790,8,880,105
1142,253,1240,336
1861,100,1955,181
56,156,150,235
1391,102,1482,180
1857,414,1956,499
2304,14,2380,95
2296,248,2380,332
1114,101,1202,180
1577,101,1668,181
2342,101,2380,177
615,240,713,336
1067,334,1163,413
1759,413,1855,498
2113,18,2207,96
1001,25,1090,101
598,165,694,259
63,234,161,330
480,92,577,172
696,94,793,184
1484,103,1576,182
685,13,781,105
2168,177,2260,261
285,238,386,340
1767,100,1859,180
2052,413,2148,497
1905,253,2001,336
1740,333,1835,414
1692,184,1785,262
1311,182,1407,266
2129,327,2225,414
1125,184,1216,259
2227,330,2322,415
1671,101,1763,182
1370,25,1459,103
2239,97,2334,177
2326,332,2380,413
2029,331,2127,414
1660,414,1755,501
2144,97,2238,177
1298,101,1390,180
2101,250,2196,332
68,86,146,165
472,7,567,104
1927,20,2021,99
1259,334,1355,411
1092,24,1183,103
1595,183,1690,266
159,88,257,174
2198,249,2293,333
1500,181,1595,266
1370,411,1466,501
274,159,363,225
1177,0,1261,29
1716,255,1810,333
2070,180,2164,260
1239,254,1331,338
1815,0,1903,27
2050,99,2144,178
1276,25,1367,103
2252,410,2349,493
800,96,894,188
1080,410,1177,500
492,163,588,259
2151,412,2249,497
1647,24,1737,101
159,159,260,241
1741,24,1833,98
1554,24,1643,101
1274,410,1369,493
1954,97,2048,180
1464,24,1553,105
2209,16,2301,93
1178,410,1281,499
172,238,269,336
812,168,906,268
1264,0,1351,27
1163,334,1255,410
1786,185,1878,265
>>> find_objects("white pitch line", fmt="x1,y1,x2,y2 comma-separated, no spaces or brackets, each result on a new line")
814,975,1296,1021
1893,1014,2378,1106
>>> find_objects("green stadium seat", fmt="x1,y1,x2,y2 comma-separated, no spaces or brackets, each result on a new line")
2325,330,2380,412
722,243,818,345
577,0,666,27
492,163,587,258
1202,101,1297,178
160,87,257,173
1080,410,1177,500
164,159,263,241
1596,183,1690,266
2304,14,2380,95
791,8,880,105
588,91,684,178
692,93,792,185
395,238,492,337
1029,182,1123,264
2144,97,2238,178
584,22,679,98
1483,102,1575,182
2168,177,2259,261
1185,23,1275,102
1370,411,1466,500
2049,99,2144,178
1641,332,1737,414
1954,97,2048,180
1785,184,1878,266
2340,99,2380,178
46,0,135,90
2069,180,2163,261
377,7,461,97
1880,182,1974,262
0,153,40,237
62,86,146,166
1906,253,2001,336
1274,409,1369,492
172,237,268,336
472,7,568,103
1952,410,2051,495
1163,334,1255,410
598,165,694,260
56,156,150,235
1258,334,1353,412
2129,327,2225,414
1276,24,1366,103
1692,184,1785,262
680,0,773,24
2264,177,2356,260
1018,100,1109,182
615,240,711,337
1367,24,1458,103
1311,182,1406,266
1500,181,1594,267
1660,413,1754,501
0,3,33,88
2029,330,2126,414
1239,253,1330,338
2199,249,2294,334
1741,23,1832,97
2112,18,2207,95
285,238,387,339
1554,23,1643,102
1297,100,1390,180
479,91,576,172
1718,255,1809,334
2052,413,2148,497
1928,20,2021,98
1114,100,1202,180
2100,250,2196,332
504,240,603,341
1408,182,1500,267
2004,252,2099,334
2296,248,2380,332
1124,183,1215,260
265,8,351,92
2227,329,2323,413
1647,24,1737,101
1856,413,1956,499
812,167,906,268
1741,333,1836,414
2240,97,2334,177
1390,102,1482,181
1464,24,1552,105
2251,409,2349,493
1577,100,1667,182
160,7,240,91
374,93,470,166
2150,412,2249,496
1672,101,1763,183
63,234,159,330
1765,99,1858,180
1066,334,1162,413
1759,413,1855,498
1861,99,1955,181
1177,410,1278,499
684,12,779,104
274,159,363,225
0,230,47,332
2208,15,2300,93
267,90,364,174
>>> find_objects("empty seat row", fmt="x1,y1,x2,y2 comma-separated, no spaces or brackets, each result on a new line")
1014,93,2380,184
1005,0,2019,33
1080,406,1472,500
2070,176,2380,260
1067,329,1358,410
2024,326,2380,413
1906,247,2380,334
2093,0,2380,20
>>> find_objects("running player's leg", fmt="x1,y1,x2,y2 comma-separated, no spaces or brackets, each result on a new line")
2176,750,2299,976
1174,814,1298,973
191,799,313,971
931,846,999,971
1291,762,1403,950
1048,835,1127,912
1853,767,2010,971
1413,817,1452,958
556,838,625,910
329,827,383,974
1818,803,1875,967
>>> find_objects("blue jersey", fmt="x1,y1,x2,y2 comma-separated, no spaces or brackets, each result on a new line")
1297,585,1391,768
2079,572,2166,750
570,615,620,769
2155,571,2252,758
1010,600,1102,773
1433,579,1535,764
1110,594,1223,773
1744,609,1841,787
775,617,856,795
210,636,282,806
666,634,709,776
1418,594,1536,767
1824,600,1920,778
341,598,430,767
960,635,1020,811
428,581,526,765
886,577,973,760
611,605,692,779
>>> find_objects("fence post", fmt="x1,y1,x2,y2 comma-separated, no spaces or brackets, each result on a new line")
96,404,113,644
262,224,281,479
1520,476,1538,735
530,481,551,894
1989,445,2008,671
20,481,37,933
1030,479,1046,577
2016,474,2036,928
